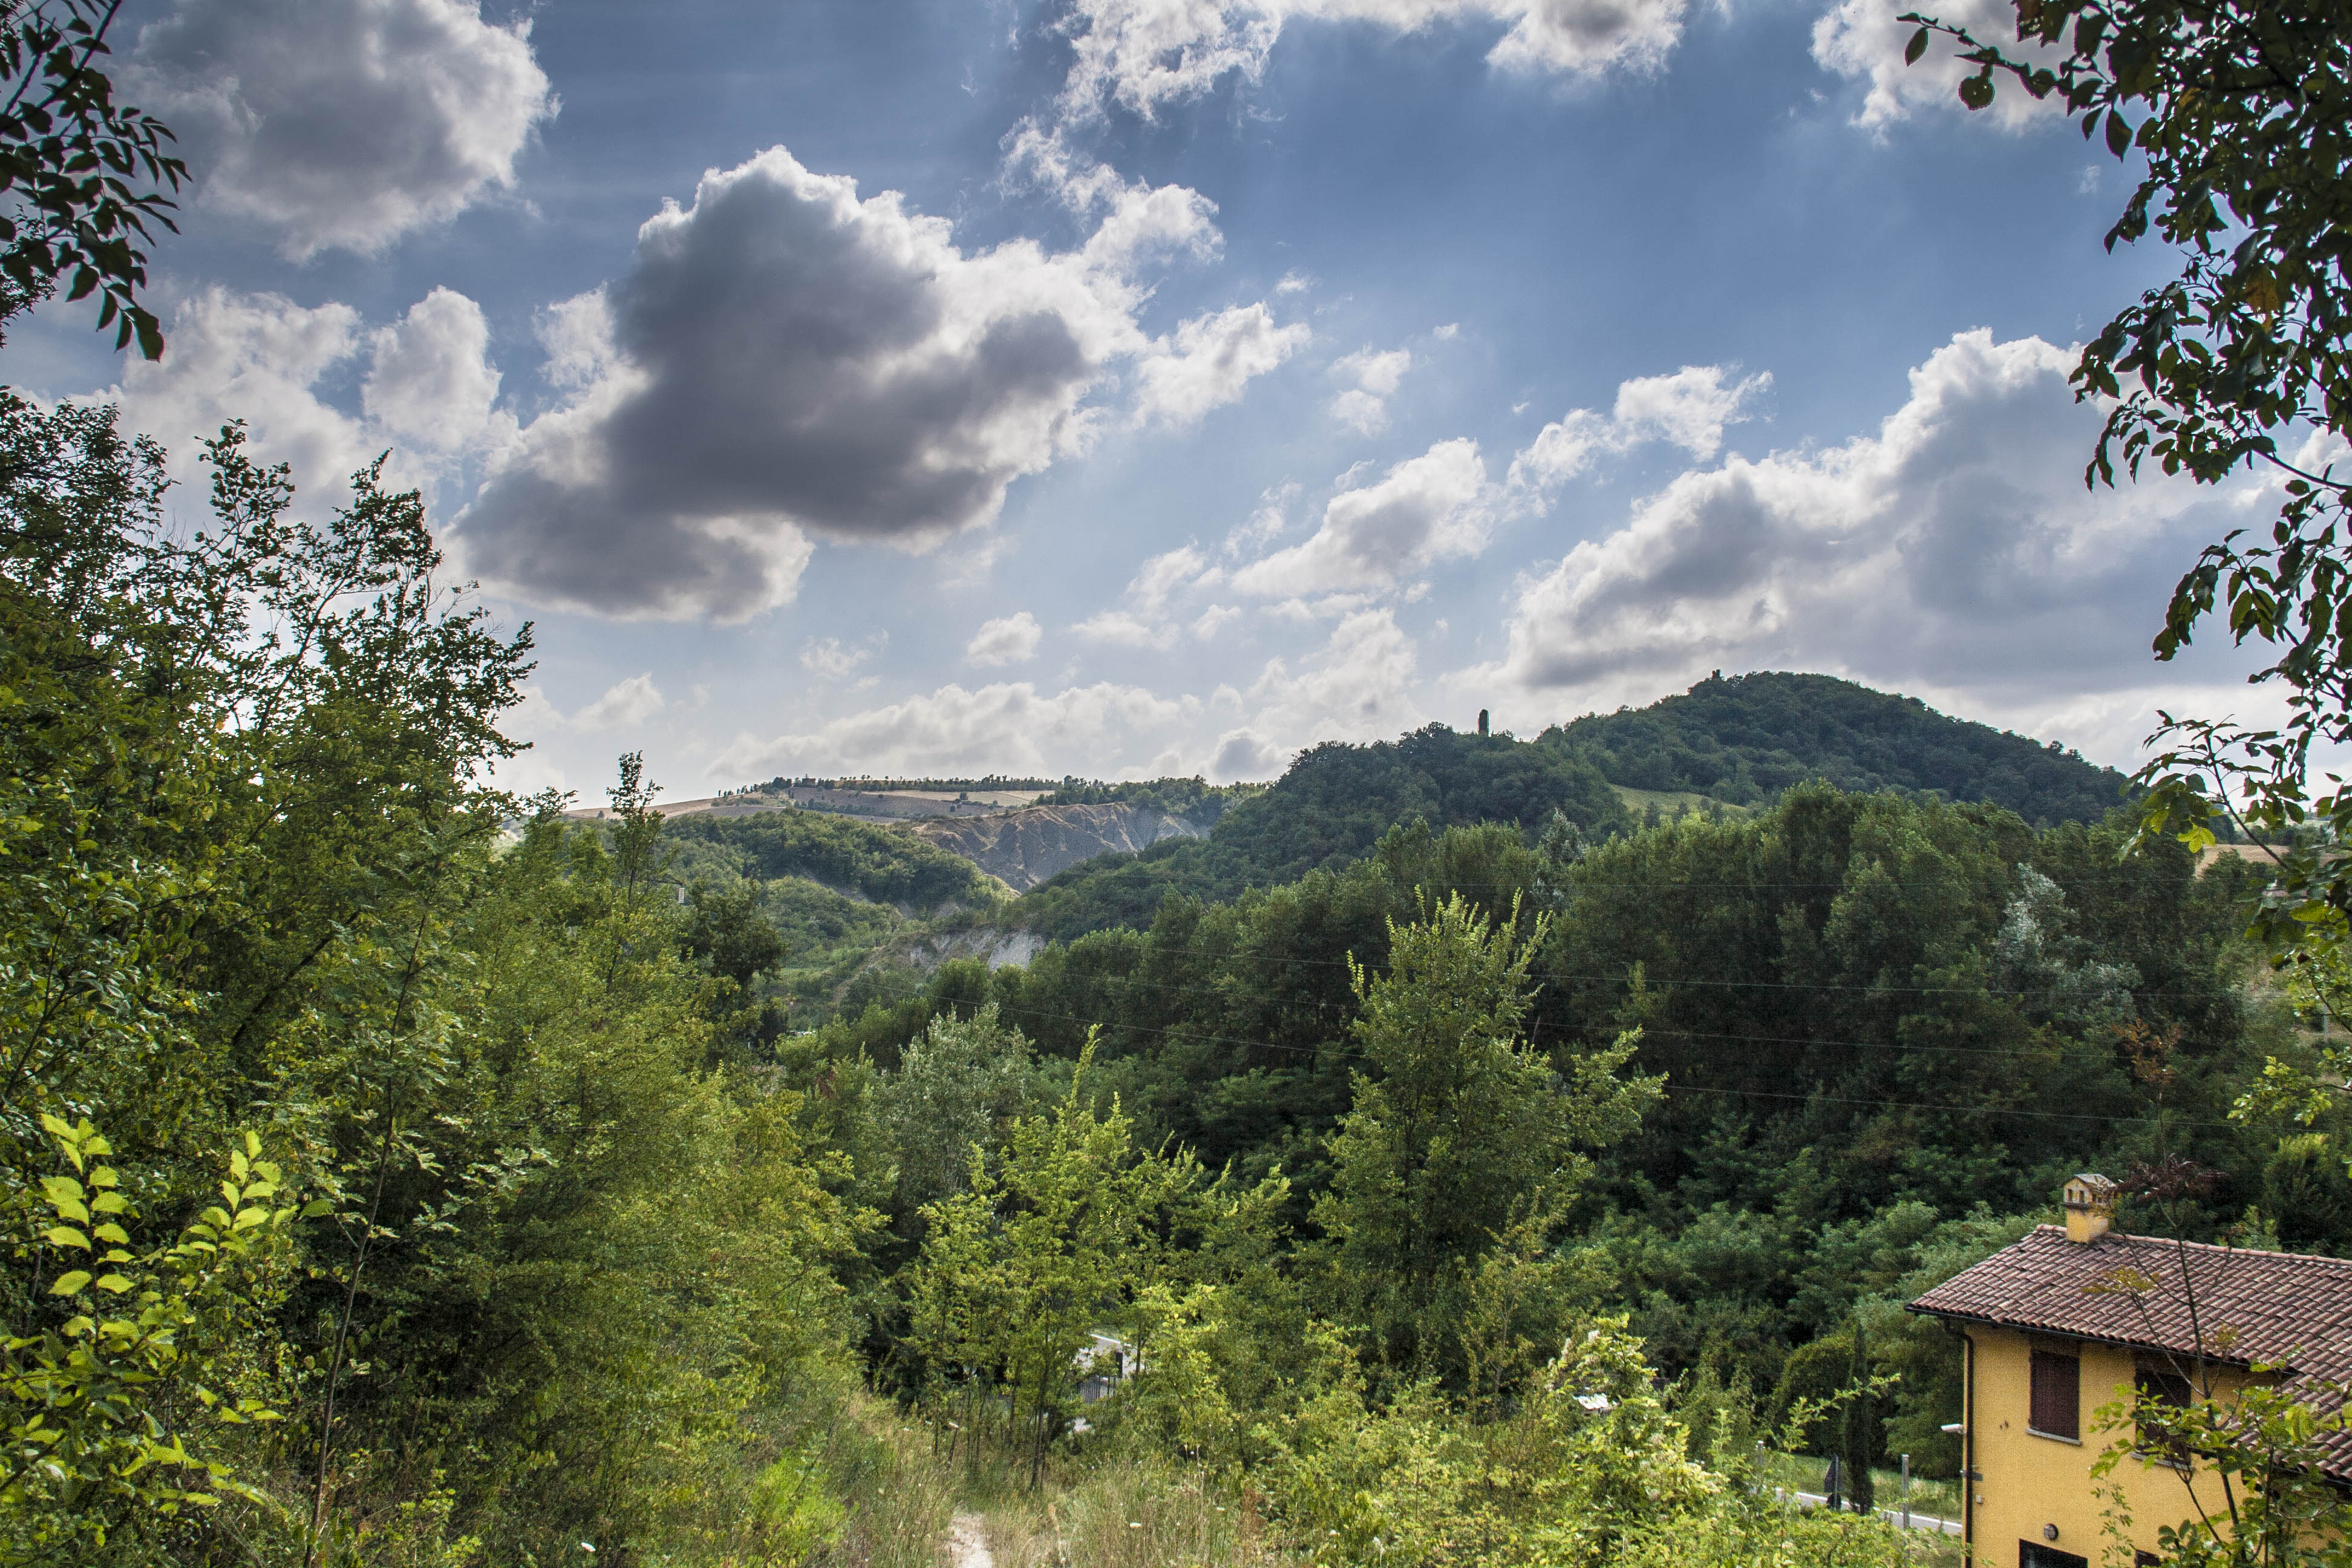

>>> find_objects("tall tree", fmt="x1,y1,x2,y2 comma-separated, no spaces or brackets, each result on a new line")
1313,892,1656,1378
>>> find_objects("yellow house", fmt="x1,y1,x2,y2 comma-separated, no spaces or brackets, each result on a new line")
1907,1175,2352,1568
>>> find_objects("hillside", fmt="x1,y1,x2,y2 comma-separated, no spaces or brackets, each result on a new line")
1011,724,1632,938
1545,671,2132,823
904,800,1204,890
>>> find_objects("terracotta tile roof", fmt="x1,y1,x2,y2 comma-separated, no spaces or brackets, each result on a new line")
1909,1225,2352,1480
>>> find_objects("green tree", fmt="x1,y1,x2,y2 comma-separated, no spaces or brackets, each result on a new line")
1313,892,1656,1380
907,1040,1190,1488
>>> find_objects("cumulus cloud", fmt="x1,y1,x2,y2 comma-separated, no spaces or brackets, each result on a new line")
714,681,1201,779
1234,438,1491,598
1812,0,2063,131
363,287,511,454
102,287,374,487
1053,0,1693,123
1508,362,1769,495
132,0,555,258
967,612,1045,667
1134,303,1310,425
96,285,507,495
1480,330,2262,727
1329,345,1413,435
455,146,1280,622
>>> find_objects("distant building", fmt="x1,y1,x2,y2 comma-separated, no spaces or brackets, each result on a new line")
1909,1175,2352,1568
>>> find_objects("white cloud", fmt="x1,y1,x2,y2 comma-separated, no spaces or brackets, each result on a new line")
91,284,511,500
100,287,375,489
570,673,665,730
1053,0,1693,124
1074,544,1223,647
363,287,511,454
801,636,884,679
1812,0,2064,131
1193,603,1245,639
714,681,1200,778
1072,609,1176,648
1224,605,1426,771
132,0,555,258
967,611,1045,667
1328,345,1413,434
712,608,1426,786
1134,302,1310,425
1478,330,2267,749
1131,544,1217,612
1234,438,1491,598
457,146,1282,622
1508,362,1769,495
1227,482,1299,554
1610,363,1770,459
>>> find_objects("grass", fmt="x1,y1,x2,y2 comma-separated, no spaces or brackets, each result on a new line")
1611,784,1757,820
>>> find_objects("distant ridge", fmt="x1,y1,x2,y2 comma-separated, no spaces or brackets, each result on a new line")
1543,671,2132,826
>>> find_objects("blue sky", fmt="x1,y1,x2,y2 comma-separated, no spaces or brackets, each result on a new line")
2,0,2286,799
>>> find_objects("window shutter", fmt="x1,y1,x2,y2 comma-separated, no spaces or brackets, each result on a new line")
2030,1348,2080,1439
2136,1367,2193,1463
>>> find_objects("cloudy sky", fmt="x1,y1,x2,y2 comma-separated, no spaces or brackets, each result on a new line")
1,0,2296,797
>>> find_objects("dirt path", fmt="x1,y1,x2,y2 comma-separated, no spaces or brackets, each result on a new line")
946,1511,994,1568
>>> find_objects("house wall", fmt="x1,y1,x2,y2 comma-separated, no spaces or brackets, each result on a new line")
1971,1325,2234,1567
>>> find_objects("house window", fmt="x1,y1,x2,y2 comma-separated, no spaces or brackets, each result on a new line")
2136,1366,2194,1465
2021,1544,2088,1568
2030,1348,2080,1440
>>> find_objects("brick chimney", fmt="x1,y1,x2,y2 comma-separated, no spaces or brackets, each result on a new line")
2063,1173,2118,1243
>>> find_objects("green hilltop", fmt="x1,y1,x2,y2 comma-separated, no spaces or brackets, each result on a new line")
1010,671,2132,938
1544,670,2132,823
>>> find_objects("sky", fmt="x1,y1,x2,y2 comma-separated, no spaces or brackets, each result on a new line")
0,0,2305,800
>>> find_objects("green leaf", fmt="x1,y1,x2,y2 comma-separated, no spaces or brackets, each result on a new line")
93,1223,129,1244
2105,108,2132,158
1903,25,1929,64
49,1271,92,1296
1957,74,1994,110
94,1274,134,1294
42,1226,90,1250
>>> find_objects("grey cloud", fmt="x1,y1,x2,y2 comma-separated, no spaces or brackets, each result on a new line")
1488,330,2256,707
132,0,554,258
457,147,1209,620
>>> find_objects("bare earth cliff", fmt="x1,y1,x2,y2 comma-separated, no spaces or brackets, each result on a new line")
901,801,1203,892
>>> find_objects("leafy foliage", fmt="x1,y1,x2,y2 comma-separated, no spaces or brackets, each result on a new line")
0,1,185,356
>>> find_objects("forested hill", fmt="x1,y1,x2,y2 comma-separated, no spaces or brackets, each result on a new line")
1546,671,2131,823
1013,725,1631,938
